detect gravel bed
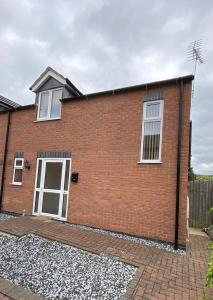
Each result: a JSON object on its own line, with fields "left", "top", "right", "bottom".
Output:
{"left": 0, "top": 233, "right": 136, "bottom": 300}
{"left": 71, "top": 224, "right": 186, "bottom": 255}
{"left": 0, "top": 213, "right": 18, "bottom": 220}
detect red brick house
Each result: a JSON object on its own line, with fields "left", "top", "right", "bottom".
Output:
{"left": 0, "top": 67, "right": 193, "bottom": 248}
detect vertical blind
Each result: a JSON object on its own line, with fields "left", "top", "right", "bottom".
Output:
{"left": 142, "top": 121, "right": 161, "bottom": 160}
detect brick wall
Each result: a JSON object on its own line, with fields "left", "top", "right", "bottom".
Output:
{"left": 0, "top": 81, "right": 192, "bottom": 245}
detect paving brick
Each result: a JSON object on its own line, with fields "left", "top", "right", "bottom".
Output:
{"left": 0, "top": 294, "right": 11, "bottom": 300}
{"left": 0, "top": 217, "right": 212, "bottom": 300}
{"left": 0, "top": 277, "right": 44, "bottom": 300}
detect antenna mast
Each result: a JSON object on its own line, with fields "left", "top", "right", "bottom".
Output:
{"left": 187, "top": 39, "right": 204, "bottom": 96}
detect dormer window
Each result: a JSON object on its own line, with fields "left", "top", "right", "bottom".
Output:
{"left": 30, "top": 67, "right": 82, "bottom": 121}
{"left": 37, "top": 88, "right": 62, "bottom": 121}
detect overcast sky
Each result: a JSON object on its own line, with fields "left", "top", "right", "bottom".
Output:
{"left": 0, "top": 0, "right": 212, "bottom": 174}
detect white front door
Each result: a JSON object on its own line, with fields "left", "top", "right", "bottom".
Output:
{"left": 33, "top": 158, "right": 71, "bottom": 220}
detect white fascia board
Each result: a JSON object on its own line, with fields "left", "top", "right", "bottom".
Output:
{"left": 31, "top": 70, "right": 66, "bottom": 92}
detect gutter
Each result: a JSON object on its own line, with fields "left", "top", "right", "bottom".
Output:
{"left": 0, "top": 110, "right": 11, "bottom": 212}
{"left": 174, "top": 80, "right": 184, "bottom": 250}
{"left": 62, "top": 75, "right": 194, "bottom": 103}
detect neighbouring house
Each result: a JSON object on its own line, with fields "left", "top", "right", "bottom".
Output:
{"left": 0, "top": 95, "right": 21, "bottom": 111}
{"left": 0, "top": 95, "right": 21, "bottom": 196}
{"left": 0, "top": 67, "right": 193, "bottom": 247}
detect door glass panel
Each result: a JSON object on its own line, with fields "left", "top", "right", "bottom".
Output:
{"left": 62, "top": 194, "right": 67, "bottom": 218}
{"left": 44, "top": 162, "right": 62, "bottom": 190}
{"left": 42, "top": 192, "right": 59, "bottom": 215}
{"left": 36, "top": 160, "right": 42, "bottom": 188}
{"left": 64, "top": 160, "right": 70, "bottom": 191}
{"left": 34, "top": 191, "right": 39, "bottom": 213}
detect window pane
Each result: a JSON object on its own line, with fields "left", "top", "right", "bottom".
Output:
{"left": 143, "top": 121, "right": 161, "bottom": 160}
{"left": 36, "top": 160, "right": 42, "bottom": 188}
{"left": 34, "top": 191, "right": 39, "bottom": 213}
{"left": 15, "top": 159, "right": 23, "bottom": 167}
{"left": 42, "top": 192, "right": 59, "bottom": 215}
{"left": 44, "top": 162, "right": 62, "bottom": 190}
{"left": 61, "top": 194, "right": 67, "bottom": 218}
{"left": 64, "top": 160, "right": 70, "bottom": 191}
{"left": 14, "top": 169, "right": 22, "bottom": 183}
{"left": 50, "top": 90, "right": 62, "bottom": 118}
{"left": 146, "top": 103, "right": 160, "bottom": 118}
{"left": 39, "top": 92, "right": 49, "bottom": 118}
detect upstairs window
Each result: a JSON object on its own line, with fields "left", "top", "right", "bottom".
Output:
{"left": 140, "top": 100, "right": 164, "bottom": 163}
{"left": 37, "top": 88, "right": 62, "bottom": 121}
{"left": 12, "top": 158, "right": 24, "bottom": 185}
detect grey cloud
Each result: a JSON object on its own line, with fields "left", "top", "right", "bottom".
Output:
{"left": 0, "top": 0, "right": 213, "bottom": 174}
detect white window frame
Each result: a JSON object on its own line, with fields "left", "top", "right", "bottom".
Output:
{"left": 32, "top": 158, "right": 72, "bottom": 221}
{"left": 37, "top": 88, "right": 62, "bottom": 121}
{"left": 140, "top": 100, "right": 164, "bottom": 163}
{"left": 12, "top": 158, "right": 24, "bottom": 185}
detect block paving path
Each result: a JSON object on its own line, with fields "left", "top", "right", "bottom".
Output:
{"left": 0, "top": 216, "right": 212, "bottom": 300}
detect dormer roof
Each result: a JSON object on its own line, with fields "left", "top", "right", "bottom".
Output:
{"left": 29, "top": 66, "right": 82, "bottom": 96}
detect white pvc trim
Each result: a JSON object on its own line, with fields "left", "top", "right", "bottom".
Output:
{"left": 32, "top": 158, "right": 71, "bottom": 221}
{"left": 37, "top": 88, "right": 62, "bottom": 121}
{"left": 31, "top": 70, "right": 66, "bottom": 92}
{"left": 12, "top": 158, "right": 24, "bottom": 185}
{"left": 140, "top": 100, "right": 164, "bottom": 163}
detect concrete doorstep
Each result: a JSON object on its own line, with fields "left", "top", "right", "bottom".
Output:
{"left": 189, "top": 227, "right": 208, "bottom": 237}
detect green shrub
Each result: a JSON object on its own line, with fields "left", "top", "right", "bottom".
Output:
{"left": 196, "top": 175, "right": 213, "bottom": 181}
{"left": 206, "top": 207, "right": 213, "bottom": 288}
{"left": 206, "top": 241, "right": 213, "bottom": 288}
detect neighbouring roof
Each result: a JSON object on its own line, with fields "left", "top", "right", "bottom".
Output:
{"left": 0, "top": 95, "right": 21, "bottom": 109}
{"left": 29, "top": 66, "right": 82, "bottom": 96}
{"left": 62, "top": 74, "right": 194, "bottom": 102}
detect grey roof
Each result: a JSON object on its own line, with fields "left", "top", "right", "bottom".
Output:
{"left": 62, "top": 74, "right": 194, "bottom": 102}
{"left": 30, "top": 66, "right": 82, "bottom": 96}
{"left": 0, "top": 74, "right": 194, "bottom": 114}
{"left": 0, "top": 95, "right": 21, "bottom": 109}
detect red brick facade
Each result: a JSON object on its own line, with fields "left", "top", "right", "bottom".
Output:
{"left": 0, "top": 79, "right": 192, "bottom": 245}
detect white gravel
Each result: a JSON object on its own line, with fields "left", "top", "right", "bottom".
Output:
{"left": 71, "top": 224, "right": 186, "bottom": 255}
{"left": 0, "top": 233, "right": 136, "bottom": 300}
{"left": 0, "top": 213, "right": 18, "bottom": 220}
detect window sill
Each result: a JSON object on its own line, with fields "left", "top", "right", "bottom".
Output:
{"left": 137, "top": 161, "right": 162, "bottom": 164}
{"left": 34, "top": 117, "right": 61, "bottom": 123}
{"left": 11, "top": 183, "right": 23, "bottom": 186}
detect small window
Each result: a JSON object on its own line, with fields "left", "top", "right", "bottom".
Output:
{"left": 12, "top": 158, "right": 24, "bottom": 185}
{"left": 140, "top": 100, "right": 163, "bottom": 163}
{"left": 37, "top": 88, "right": 62, "bottom": 121}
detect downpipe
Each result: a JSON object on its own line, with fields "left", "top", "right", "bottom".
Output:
{"left": 174, "top": 80, "right": 184, "bottom": 250}
{"left": 0, "top": 111, "right": 11, "bottom": 212}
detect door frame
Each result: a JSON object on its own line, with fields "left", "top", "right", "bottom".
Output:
{"left": 32, "top": 157, "right": 71, "bottom": 221}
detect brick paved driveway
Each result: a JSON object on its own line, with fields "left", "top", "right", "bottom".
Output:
{"left": 0, "top": 294, "right": 10, "bottom": 300}
{"left": 0, "top": 216, "right": 212, "bottom": 300}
